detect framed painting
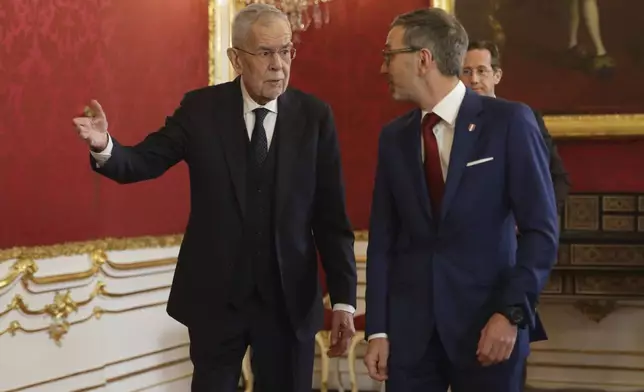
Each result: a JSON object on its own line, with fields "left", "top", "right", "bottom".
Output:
{"left": 433, "top": 0, "right": 644, "bottom": 138}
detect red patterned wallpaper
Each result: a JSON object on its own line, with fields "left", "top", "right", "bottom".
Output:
{"left": 290, "top": 0, "right": 425, "bottom": 229}
{"left": 2, "top": 0, "right": 642, "bottom": 248}
{"left": 0, "top": 0, "right": 207, "bottom": 248}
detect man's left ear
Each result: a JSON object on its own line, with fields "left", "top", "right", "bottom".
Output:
{"left": 493, "top": 68, "right": 503, "bottom": 85}
{"left": 227, "top": 48, "right": 243, "bottom": 74}
{"left": 419, "top": 48, "right": 433, "bottom": 66}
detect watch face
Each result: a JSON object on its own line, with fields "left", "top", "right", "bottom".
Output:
{"left": 510, "top": 308, "right": 524, "bottom": 324}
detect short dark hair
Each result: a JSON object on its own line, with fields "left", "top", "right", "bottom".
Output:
{"left": 467, "top": 40, "right": 501, "bottom": 69}
{"left": 391, "top": 8, "right": 469, "bottom": 77}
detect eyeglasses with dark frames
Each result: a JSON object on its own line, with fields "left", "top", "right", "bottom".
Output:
{"left": 233, "top": 46, "right": 297, "bottom": 61}
{"left": 382, "top": 47, "right": 422, "bottom": 65}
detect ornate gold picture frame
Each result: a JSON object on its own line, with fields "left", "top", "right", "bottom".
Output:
{"left": 433, "top": 0, "right": 644, "bottom": 138}
{"left": 208, "top": 0, "right": 245, "bottom": 86}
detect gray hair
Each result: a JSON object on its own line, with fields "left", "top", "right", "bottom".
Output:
{"left": 391, "top": 8, "right": 468, "bottom": 76}
{"left": 231, "top": 3, "right": 290, "bottom": 48}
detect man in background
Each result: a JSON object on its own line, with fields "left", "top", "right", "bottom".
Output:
{"left": 461, "top": 40, "right": 571, "bottom": 389}
{"left": 461, "top": 40, "right": 571, "bottom": 211}
{"left": 72, "top": 4, "right": 356, "bottom": 391}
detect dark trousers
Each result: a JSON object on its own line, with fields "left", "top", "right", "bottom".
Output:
{"left": 387, "top": 329, "right": 525, "bottom": 392}
{"left": 188, "top": 294, "right": 315, "bottom": 392}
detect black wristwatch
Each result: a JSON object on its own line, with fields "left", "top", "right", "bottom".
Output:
{"left": 501, "top": 306, "right": 526, "bottom": 328}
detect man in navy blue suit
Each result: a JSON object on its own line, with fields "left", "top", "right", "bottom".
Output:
{"left": 363, "top": 8, "right": 559, "bottom": 392}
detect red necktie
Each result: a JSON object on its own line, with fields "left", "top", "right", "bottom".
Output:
{"left": 422, "top": 112, "right": 444, "bottom": 217}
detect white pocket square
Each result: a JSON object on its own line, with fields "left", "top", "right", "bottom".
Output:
{"left": 466, "top": 157, "right": 494, "bottom": 167}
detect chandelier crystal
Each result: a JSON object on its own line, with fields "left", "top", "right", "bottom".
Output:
{"left": 241, "top": 0, "right": 334, "bottom": 37}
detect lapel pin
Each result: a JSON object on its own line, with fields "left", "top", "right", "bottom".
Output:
{"left": 468, "top": 123, "right": 476, "bottom": 132}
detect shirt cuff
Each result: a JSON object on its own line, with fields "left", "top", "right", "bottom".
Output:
{"left": 90, "top": 134, "right": 113, "bottom": 168}
{"left": 367, "top": 333, "right": 388, "bottom": 340}
{"left": 332, "top": 303, "right": 355, "bottom": 314}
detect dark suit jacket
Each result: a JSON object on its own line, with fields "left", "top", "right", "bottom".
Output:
{"left": 532, "top": 109, "right": 570, "bottom": 213}
{"left": 529, "top": 109, "right": 570, "bottom": 342}
{"left": 91, "top": 78, "right": 357, "bottom": 339}
{"left": 365, "top": 89, "right": 559, "bottom": 366}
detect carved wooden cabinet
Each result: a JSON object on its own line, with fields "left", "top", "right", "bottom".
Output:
{"left": 541, "top": 193, "right": 644, "bottom": 321}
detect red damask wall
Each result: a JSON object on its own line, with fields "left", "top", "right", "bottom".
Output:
{"left": 0, "top": 0, "right": 206, "bottom": 248}
{"left": 2, "top": 0, "right": 642, "bottom": 249}
{"left": 290, "top": 0, "right": 424, "bottom": 228}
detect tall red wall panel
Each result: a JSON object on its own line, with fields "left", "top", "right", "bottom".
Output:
{"left": 0, "top": 0, "right": 207, "bottom": 248}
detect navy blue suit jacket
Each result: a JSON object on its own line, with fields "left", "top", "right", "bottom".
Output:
{"left": 365, "top": 89, "right": 559, "bottom": 366}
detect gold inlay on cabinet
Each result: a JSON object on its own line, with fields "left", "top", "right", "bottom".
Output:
{"left": 565, "top": 196, "right": 599, "bottom": 231}
{"left": 602, "top": 195, "right": 637, "bottom": 212}
{"left": 574, "top": 275, "right": 644, "bottom": 296}
{"left": 570, "top": 244, "right": 644, "bottom": 266}
{"left": 602, "top": 215, "right": 636, "bottom": 232}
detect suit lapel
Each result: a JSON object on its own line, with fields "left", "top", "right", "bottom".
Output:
{"left": 398, "top": 109, "right": 434, "bottom": 221}
{"left": 275, "top": 90, "right": 306, "bottom": 221}
{"left": 217, "top": 78, "right": 248, "bottom": 217}
{"left": 440, "top": 89, "right": 483, "bottom": 220}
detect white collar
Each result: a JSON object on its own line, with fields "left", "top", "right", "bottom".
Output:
{"left": 240, "top": 77, "right": 278, "bottom": 115}
{"left": 421, "top": 81, "right": 466, "bottom": 126}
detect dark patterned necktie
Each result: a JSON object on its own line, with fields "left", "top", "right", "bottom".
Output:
{"left": 251, "top": 108, "right": 269, "bottom": 165}
{"left": 422, "top": 112, "right": 444, "bottom": 217}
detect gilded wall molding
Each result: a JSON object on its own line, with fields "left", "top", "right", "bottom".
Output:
{"left": 0, "top": 281, "right": 171, "bottom": 319}
{"left": 0, "top": 236, "right": 182, "bottom": 345}
{"left": 208, "top": 0, "right": 243, "bottom": 86}
{"left": 0, "top": 230, "right": 370, "bottom": 289}
{"left": 0, "top": 250, "right": 178, "bottom": 290}
{"left": 0, "top": 301, "right": 167, "bottom": 344}
{"left": 208, "top": 0, "right": 216, "bottom": 86}
{"left": 0, "top": 234, "right": 183, "bottom": 263}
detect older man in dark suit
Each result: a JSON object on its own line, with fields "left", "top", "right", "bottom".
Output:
{"left": 72, "top": 4, "right": 357, "bottom": 391}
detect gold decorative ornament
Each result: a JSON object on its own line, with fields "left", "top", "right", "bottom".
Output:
{"left": 0, "top": 257, "right": 37, "bottom": 290}
{"left": 0, "top": 280, "right": 173, "bottom": 345}
{"left": 45, "top": 291, "right": 79, "bottom": 320}
{"left": 48, "top": 319, "right": 71, "bottom": 345}
{"left": 0, "top": 302, "right": 168, "bottom": 342}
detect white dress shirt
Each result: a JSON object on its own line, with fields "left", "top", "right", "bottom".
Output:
{"left": 367, "top": 81, "right": 467, "bottom": 341}
{"left": 240, "top": 78, "right": 278, "bottom": 146}
{"left": 90, "top": 78, "right": 355, "bottom": 315}
{"left": 420, "top": 80, "right": 466, "bottom": 180}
